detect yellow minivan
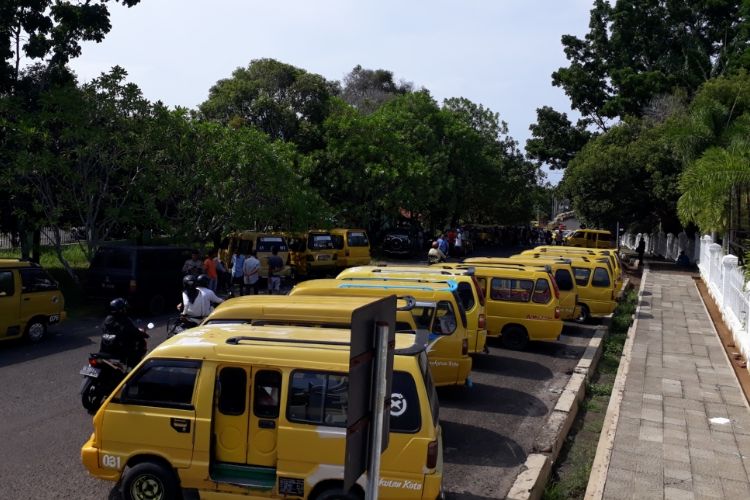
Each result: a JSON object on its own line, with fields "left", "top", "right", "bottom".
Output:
{"left": 336, "top": 265, "right": 487, "bottom": 355}
{"left": 81, "top": 306, "right": 443, "bottom": 499}
{"left": 513, "top": 254, "right": 617, "bottom": 322}
{"left": 220, "top": 231, "right": 292, "bottom": 279}
{"left": 465, "top": 265, "right": 562, "bottom": 350}
{"left": 204, "top": 294, "right": 434, "bottom": 334}
{"left": 564, "top": 229, "right": 613, "bottom": 249}
{"left": 521, "top": 249, "right": 622, "bottom": 292}
{"left": 462, "top": 257, "right": 579, "bottom": 321}
{"left": 286, "top": 230, "right": 339, "bottom": 279}
{"left": 0, "top": 259, "right": 66, "bottom": 343}
{"left": 330, "top": 229, "right": 371, "bottom": 269}
{"left": 532, "top": 246, "right": 623, "bottom": 283}
{"left": 289, "top": 279, "right": 472, "bottom": 387}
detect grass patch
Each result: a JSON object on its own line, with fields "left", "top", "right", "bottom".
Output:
{"left": 542, "top": 287, "right": 639, "bottom": 500}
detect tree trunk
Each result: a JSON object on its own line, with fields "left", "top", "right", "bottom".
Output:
{"left": 51, "top": 227, "right": 79, "bottom": 283}
{"left": 32, "top": 228, "right": 41, "bottom": 263}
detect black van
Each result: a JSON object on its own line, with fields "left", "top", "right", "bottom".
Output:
{"left": 86, "top": 246, "right": 193, "bottom": 315}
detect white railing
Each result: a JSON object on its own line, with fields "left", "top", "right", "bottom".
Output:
{"left": 619, "top": 231, "right": 700, "bottom": 263}
{"left": 622, "top": 231, "right": 750, "bottom": 361}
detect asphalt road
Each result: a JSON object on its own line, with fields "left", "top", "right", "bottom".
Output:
{"left": 0, "top": 246, "right": 596, "bottom": 500}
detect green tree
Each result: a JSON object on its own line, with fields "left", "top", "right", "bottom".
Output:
{"left": 553, "top": 0, "right": 750, "bottom": 127}
{"left": 525, "top": 106, "right": 593, "bottom": 170}
{"left": 199, "top": 58, "right": 338, "bottom": 152}
{"left": 341, "top": 65, "right": 412, "bottom": 114}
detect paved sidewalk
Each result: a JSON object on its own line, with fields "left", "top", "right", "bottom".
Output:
{"left": 602, "top": 267, "right": 750, "bottom": 499}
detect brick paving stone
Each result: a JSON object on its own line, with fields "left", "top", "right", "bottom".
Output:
{"left": 601, "top": 269, "right": 750, "bottom": 499}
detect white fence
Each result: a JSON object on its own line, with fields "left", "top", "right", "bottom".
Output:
{"left": 621, "top": 231, "right": 750, "bottom": 362}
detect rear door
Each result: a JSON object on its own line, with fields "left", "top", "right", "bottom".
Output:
{"left": 87, "top": 247, "right": 134, "bottom": 297}
{"left": 0, "top": 269, "right": 21, "bottom": 338}
{"left": 213, "top": 365, "right": 282, "bottom": 468}
{"left": 19, "top": 267, "right": 63, "bottom": 325}
{"left": 345, "top": 230, "right": 370, "bottom": 265}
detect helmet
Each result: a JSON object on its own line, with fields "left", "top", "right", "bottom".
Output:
{"left": 109, "top": 298, "right": 129, "bottom": 315}
{"left": 196, "top": 274, "right": 210, "bottom": 288}
{"left": 182, "top": 275, "right": 196, "bottom": 289}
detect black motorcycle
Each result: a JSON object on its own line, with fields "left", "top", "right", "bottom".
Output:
{"left": 166, "top": 315, "right": 202, "bottom": 338}
{"left": 80, "top": 322, "right": 153, "bottom": 414}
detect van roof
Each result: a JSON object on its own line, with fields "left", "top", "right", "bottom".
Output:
{"left": 150, "top": 324, "right": 421, "bottom": 368}
{"left": 338, "top": 265, "right": 474, "bottom": 278}
{"left": 0, "top": 258, "right": 37, "bottom": 269}
{"left": 463, "top": 265, "right": 550, "bottom": 278}
{"left": 207, "top": 295, "right": 424, "bottom": 325}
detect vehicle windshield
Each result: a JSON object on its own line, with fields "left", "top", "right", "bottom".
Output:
{"left": 308, "top": 234, "right": 334, "bottom": 250}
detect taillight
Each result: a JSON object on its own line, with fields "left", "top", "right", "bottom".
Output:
{"left": 478, "top": 314, "right": 486, "bottom": 329}
{"left": 461, "top": 338, "right": 468, "bottom": 356}
{"left": 426, "top": 440, "right": 438, "bottom": 469}
{"left": 555, "top": 306, "right": 560, "bottom": 319}
{"left": 129, "top": 279, "right": 137, "bottom": 293}
{"left": 88, "top": 358, "right": 98, "bottom": 367}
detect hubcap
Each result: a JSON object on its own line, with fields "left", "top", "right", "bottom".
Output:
{"left": 28, "top": 323, "right": 45, "bottom": 342}
{"left": 131, "top": 474, "right": 163, "bottom": 500}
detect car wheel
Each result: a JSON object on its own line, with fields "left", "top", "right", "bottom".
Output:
{"left": 577, "top": 304, "right": 591, "bottom": 324}
{"left": 314, "top": 486, "right": 361, "bottom": 500}
{"left": 501, "top": 326, "right": 529, "bottom": 351}
{"left": 26, "top": 319, "right": 47, "bottom": 343}
{"left": 148, "top": 294, "right": 165, "bottom": 316}
{"left": 121, "top": 461, "right": 178, "bottom": 500}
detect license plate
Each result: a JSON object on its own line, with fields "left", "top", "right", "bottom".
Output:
{"left": 49, "top": 314, "right": 59, "bottom": 324}
{"left": 317, "top": 255, "right": 331, "bottom": 261}
{"left": 80, "top": 366, "right": 101, "bottom": 378}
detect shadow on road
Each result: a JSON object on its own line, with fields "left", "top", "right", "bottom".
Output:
{"left": 470, "top": 353, "right": 554, "bottom": 381}
{"left": 438, "top": 383, "right": 548, "bottom": 417}
{"left": 441, "top": 420, "right": 526, "bottom": 467}
{"left": 0, "top": 326, "right": 98, "bottom": 369}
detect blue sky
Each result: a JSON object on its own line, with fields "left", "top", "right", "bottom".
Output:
{"left": 70, "top": 0, "right": 594, "bottom": 184}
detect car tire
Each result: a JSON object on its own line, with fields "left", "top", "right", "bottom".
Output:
{"left": 577, "top": 304, "right": 591, "bottom": 324}
{"left": 148, "top": 294, "right": 165, "bottom": 316}
{"left": 314, "top": 486, "right": 361, "bottom": 500}
{"left": 501, "top": 326, "right": 529, "bottom": 351}
{"left": 25, "top": 318, "right": 47, "bottom": 343}
{"left": 121, "top": 461, "right": 179, "bottom": 500}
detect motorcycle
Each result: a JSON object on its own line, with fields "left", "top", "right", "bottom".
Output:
{"left": 166, "top": 315, "right": 202, "bottom": 338}
{"left": 80, "top": 322, "right": 154, "bottom": 414}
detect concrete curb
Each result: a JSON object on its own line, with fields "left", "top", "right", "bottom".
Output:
{"left": 505, "top": 323, "right": 608, "bottom": 500}
{"left": 584, "top": 265, "right": 650, "bottom": 499}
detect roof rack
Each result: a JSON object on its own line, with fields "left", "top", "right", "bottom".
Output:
{"left": 338, "top": 280, "right": 458, "bottom": 292}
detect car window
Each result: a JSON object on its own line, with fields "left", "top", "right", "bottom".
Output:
{"left": 0, "top": 271, "right": 14, "bottom": 296}
{"left": 19, "top": 268, "right": 58, "bottom": 293}
{"left": 257, "top": 237, "right": 288, "bottom": 252}
{"left": 120, "top": 360, "right": 200, "bottom": 409}
{"left": 572, "top": 231, "right": 584, "bottom": 239}
{"left": 287, "top": 370, "right": 421, "bottom": 433}
{"left": 308, "top": 234, "right": 334, "bottom": 250}
{"left": 456, "top": 282, "right": 475, "bottom": 311}
{"left": 253, "top": 370, "right": 281, "bottom": 419}
{"left": 217, "top": 366, "right": 247, "bottom": 415}
{"left": 554, "top": 269, "right": 574, "bottom": 291}
{"left": 91, "top": 247, "right": 132, "bottom": 270}
{"left": 395, "top": 321, "right": 415, "bottom": 332}
{"left": 331, "top": 234, "right": 345, "bottom": 250}
{"left": 433, "top": 301, "right": 457, "bottom": 335}
{"left": 347, "top": 231, "right": 369, "bottom": 247}
{"left": 592, "top": 267, "right": 611, "bottom": 287}
{"left": 410, "top": 305, "right": 435, "bottom": 330}
{"left": 532, "top": 279, "right": 552, "bottom": 304}
{"left": 490, "top": 278, "right": 533, "bottom": 302}
{"left": 573, "top": 268, "right": 591, "bottom": 287}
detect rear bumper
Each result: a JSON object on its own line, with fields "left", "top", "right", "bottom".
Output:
{"left": 81, "top": 436, "right": 120, "bottom": 481}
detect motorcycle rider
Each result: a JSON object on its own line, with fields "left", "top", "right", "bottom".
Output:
{"left": 100, "top": 298, "right": 147, "bottom": 368}
{"left": 177, "top": 274, "right": 223, "bottom": 326}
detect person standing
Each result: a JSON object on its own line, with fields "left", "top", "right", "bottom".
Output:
{"left": 267, "top": 246, "right": 284, "bottom": 295}
{"left": 454, "top": 229, "right": 463, "bottom": 257}
{"left": 230, "top": 249, "right": 245, "bottom": 296}
{"left": 182, "top": 250, "right": 204, "bottom": 276}
{"left": 243, "top": 250, "right": 261, "bottom": 295}
{"left": 636, "top": 238, "right": 646, "bottom": 266}
{"left": 214, "top": 252, "right": 229, "bottom": 293}
{"left": 203, "top": 249, "right": 218, "bottom": 291}
{"left": 437, "top": 234, "right": 448, "bottom": 257}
